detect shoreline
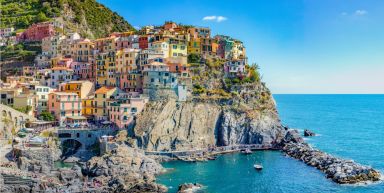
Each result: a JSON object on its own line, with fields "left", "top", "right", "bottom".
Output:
{"left": 152, "top": 130, "right": 382, "bottom": 185}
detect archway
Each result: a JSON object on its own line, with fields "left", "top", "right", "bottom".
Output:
{"left": 61, "top": 139, "right": 83, "bottom": 158}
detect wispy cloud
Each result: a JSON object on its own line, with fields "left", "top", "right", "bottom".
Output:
{"left": 134, "top": 26, "right": 140, "bottom": 30}
{"left": 217, "top": 16, "right": 227, "bottom": 22}
{"left": 341, "top": 12, "right": 348, "bottom": 16}
{"left": 355, "top": 10, "right": 367, "bottom": 16}
{"left": 202, "top": 15, "right": 227, "bottom": 22}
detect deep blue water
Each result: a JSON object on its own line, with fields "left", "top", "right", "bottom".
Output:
{"left": 157, "top": 95, "right": 384, "bottom": 193}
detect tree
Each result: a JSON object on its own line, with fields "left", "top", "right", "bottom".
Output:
{"left": 36, "top": 12, "right": 49, "bottom": 22}
{"left": 249, "top": 63, "right": 261, "bottom": 82}
{"left": 39, "top": 111, "right": 55, "bottom": 121}
{"left": 188, "top": 53, "right": 201, "bottom": 63}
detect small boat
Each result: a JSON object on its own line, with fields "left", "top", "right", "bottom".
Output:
{"left": 242, "top": 148, "right": 252, "bottom": 154}
{"left": 254, "top": 164, "right": 263, "bottom": 170}
{"left": 207, "top": 156, "right": 217, "bottom": 160}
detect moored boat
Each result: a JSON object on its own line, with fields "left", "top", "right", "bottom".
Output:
{"left": 254, "top": 164, "right": 263, "bottom": 170}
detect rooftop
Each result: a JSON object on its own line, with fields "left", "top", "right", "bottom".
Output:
{"left": 95, "top": 86, "right": 116, "bottom": 94}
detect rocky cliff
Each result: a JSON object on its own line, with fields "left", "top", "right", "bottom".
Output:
{"left": 133, "top": 87, "right": 284, "bottom": 151}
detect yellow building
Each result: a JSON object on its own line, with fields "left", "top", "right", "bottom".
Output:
{"left": 82, "top": 95, "right": 95, "bottom": 116}
{"left": 96, "top": 52, "right": 116, "bottom": 87}
{"left": 71, "top": 39, "right": 94, "bottom": 62}
{"left": 59, "top": 80, "right": 95, "bottom": 99}
{"left": 169, "top": 39, "right": 187, "bottom": 58}
{"left": 94, "top": 86, "right": 119, "bottom": 120}
{"left": 232, "top": 40, "right": 246, "bottom": 59}
{"left": 188, "top": 38, "right": 201, "bottom": 55}
{"left": 116, "top": 48, "right": 140, "bottom": 73}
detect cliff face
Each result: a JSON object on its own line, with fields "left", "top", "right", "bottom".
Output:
{"left": 133, "top": 96, "right": 284, "bottom": 151}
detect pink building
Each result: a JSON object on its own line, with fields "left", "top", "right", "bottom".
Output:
{"left": 48, "top": 92, "right": 82, "bottom": 125}
{"left": 116, "top": 37, "right": 132, "bottom": 50}
{"left": 108, "top": 97, "right": 148, "bottom": 129}
{"left": 16, "top": 22, "right": 55, "bottom": 42}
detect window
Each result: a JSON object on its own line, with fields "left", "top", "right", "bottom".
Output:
{"left": 76, "top": 133, "right": 80, "bottom": 138}
{"left": 173, "top": 45, "right": 177, "bottom": 49}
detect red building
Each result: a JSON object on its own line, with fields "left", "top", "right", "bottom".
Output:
{"left": 138, "top": 36, "right": 149, "bottom": 49}
{"left": 16, "top": 22, "right": 55, "bottom": 42}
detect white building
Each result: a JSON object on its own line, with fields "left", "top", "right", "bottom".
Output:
{"left": 0, "top": 27, "right": 14, "bottom": 37}
{"left": 48, "top": 67, "right": 74, "bottom": 88}
{"left": 34, "top": 85, "right": 53, "bottom": 115}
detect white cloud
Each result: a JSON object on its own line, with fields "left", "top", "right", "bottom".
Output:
{"left": 341, "top": 12, "right": 347, "bottom": 16}
{"left": 355, "top": 10, "right": 367, "bottom": 16}
{"left": 202, "top": 15, "right": 227, "bottom": 22}
{"left": 134, "top": 26, "right": 140, "bottom": 30}
{"left": 203, "top": 16, "right": 217, "bottom": 21}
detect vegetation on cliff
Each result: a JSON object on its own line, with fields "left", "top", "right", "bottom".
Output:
{"left": 0, "top": 0, "right": 135, "bottom": 38}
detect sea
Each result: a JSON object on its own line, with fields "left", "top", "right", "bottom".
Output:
{"left": 157, "top": 94, "right": 384, "bottom": 193}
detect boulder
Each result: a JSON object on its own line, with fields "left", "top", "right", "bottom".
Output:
{"left": 304, "top": 129, "right": 316, "bottom": 137}
{"left": 177, "top": 183, "right": 203, "bottom": 193}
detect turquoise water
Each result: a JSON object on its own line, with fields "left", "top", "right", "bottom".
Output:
{"left": 157, "top": 95, "right": 384, "bottom": 193}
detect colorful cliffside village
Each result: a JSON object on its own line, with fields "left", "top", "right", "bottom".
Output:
{"left": 0, "top": 21, "right": 248, "bottom": 133}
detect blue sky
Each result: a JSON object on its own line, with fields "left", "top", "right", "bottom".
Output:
{"left": 98, "top": 0, "right": 384, "bottom": 94}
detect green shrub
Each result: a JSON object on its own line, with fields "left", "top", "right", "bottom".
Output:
{"left": 188, "top": 53, "right": 200, "bottom": 63}
{"left": 192, "top": 84, "right": 206, "bottom": 95}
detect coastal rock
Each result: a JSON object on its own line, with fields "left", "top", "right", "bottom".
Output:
{"left": 177, "top": 183, "right": 203, "bottom": 193}
{"left": 304, "top": 129, "right": 316, "bottom": 137}
{"left": 14, "top": 147, "right": 62, "bottom": 173}
{"left": 1, "top": 143, "right": 167, "bottom": 193}
{"left": 282, "top": 129, "right": 304, "bottom": 144}
{"left": 282, "top": 142, "right": 381, "bottom": 184}
{"left": 82, "top": 143, "right": 167, "bottom": 192}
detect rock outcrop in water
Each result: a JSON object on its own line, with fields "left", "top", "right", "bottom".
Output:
{"left": 282, "top": 130, "right": 381, "bottom": 184}
{"left": 304, "top": 129, "right": 316, "bottom": 137}
{"left": 177, "top": 183, "right": 203, "bottom": 193}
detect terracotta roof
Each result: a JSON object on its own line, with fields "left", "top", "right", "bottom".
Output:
{"left": 95, "top": 86, "right": 115, "bottom": 94}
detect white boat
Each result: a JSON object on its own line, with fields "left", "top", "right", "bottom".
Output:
{"left": 254, "top": 164, "right": 263, "bottom": 170}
